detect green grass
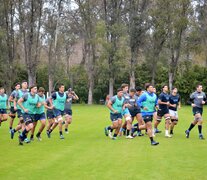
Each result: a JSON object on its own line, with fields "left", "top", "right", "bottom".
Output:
{"left": 1, "top": 105, "right": 207, "bottom": 180}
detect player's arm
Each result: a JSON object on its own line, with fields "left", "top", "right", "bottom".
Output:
{"left": 49, "top": 93, "right": 56, "bottom": 108}
{"left": 189, "top": 93, "right": 195, "bottom": 107}
{"left": 107, "top": 98, "right": 118, "bottom": 113}
{"left": 202, "top": 93, "right": 206, "bottom": 105}
{"left": 44, "top": 100, "right": 53, "bottom": 110}
{"left": 71, "top": 91, "right": 79, "bottom": 100}
{"left": 137, "top": 93, "right": 147, "bottom": 110}
{"left": 13, "top": 93, "right": 19, "bottom": 110}
{"left": 158, "top": 95, "right": 169, "bottom": 105}
{"left": 17, "top": 97, "right": 28, "bottom": 113}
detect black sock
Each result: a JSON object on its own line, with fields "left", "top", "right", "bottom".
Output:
{"left": 107, "top": 126, "right": 112, "bottom": 131}
{"left": 49, "top": 129, "right": 52, "bottom": 133}
{"left": 113, "top": 133, "right": 117, "bottom": 137}
{"left": 150, "top": 137, "right": 153, "bottom": 142}
{"left": 65, "top": 128, "right": 68, "bottom": 131}
{"left": 30, "top": 134, "right": 34, "bottom": 139}
{"left": 126, "top": 130, "right": 130, "bottom": 136}
{"left": 21, "top": 129, "right": 28, "bottom": 140}
{"left": 13, "top": 129, "right": 16, "bottom": 133}
{"left": 188, "top": 123, "right": 195, "bottom": 131}
{"left": 110, "top": 129, "right": 113, "bottom": 132}
{"left": 9, "top": 127, "right": 12, "bottom": 130}
{"left": 170, "top": 129, "right": 173, "bottom": 134}
{"left": 59, "top": 131, "right": 62, "bottom": 135}
{"left": 36, "top": 132, "right": 41, "bottom": 136}
{"left": 198, "top": 125, "right": 202, "bottom": 134}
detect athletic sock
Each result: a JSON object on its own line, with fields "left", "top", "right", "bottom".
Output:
{"left": 21, "top": 129, "right": 28, "bottom": 140}
{"left": 13, "top": 129, "right": 16, "bottom": 133}
{"left": 150, "top": 137, "right": 153, "bottom": 142}
{"left": 9, "top": 127, "right": 12, "bottom": 130}
{"left": 59, "top": 131, "right": 63, "bottom": 136}
{"left": 113, "top": 133, "right": 117, "bottom": 137}
{"left": 107, "top": 126, "right": 112, "bottom": 131}
{"left": 36, "top": 132, "right": 41, "bottom": 137}
{"left": 198, "top": 125, "right": 202, "bottom": 135}
{"left": 126, "top": 130, "right": 130, "bottom": 136}
{"left": 188, "top": 123, "right": 195, "bottom": 132}
{"left": 30, "top": 134, "right": 34, "bottom": 139}
{"left": 165, "top": 130, "right": 169, "bottom": 135}
{"left": 65, "top": 128, "right": 68, "bottom": 131}
{"left": 170, "top": 130, "right": 173, "bottom": 134}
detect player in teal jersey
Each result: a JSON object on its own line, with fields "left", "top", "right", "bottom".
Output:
{"left": 0, "top": 87, "right": 8, "bottom": 126}
{"left": 105, "top": 88, "right": 128, "bottom": 140}
{"left": 8, "top": 83, "right": 20, "bottom": 131}
{"left": 11, "top": 80, "right": 28, "bottom": 139}
{"left": 17, "top": 85, "right": 40, "bottom": 145}
{"left": 30, "top": 87, "right": 48, "bottom": 141}
{"left": 47, "top": 84, "right": 69, "bottom": 139}
{"left": 64, "top": 88, "right": 79, "bottom": 134}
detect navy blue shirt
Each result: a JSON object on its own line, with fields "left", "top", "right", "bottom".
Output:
{"left": 158, "top": 92, "right": 169, "bottom": 110}
{"left": 51, "top": 92, "right": 69, "bottom": 100}
{"left": 169, "top": 94, "right": 180, "bottom": 111}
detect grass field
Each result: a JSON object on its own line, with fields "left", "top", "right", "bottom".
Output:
{"left": 1, "top": 105, "right": 207, "bottom": 180}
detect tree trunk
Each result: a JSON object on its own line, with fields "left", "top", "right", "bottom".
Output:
{"left": 109, "top": 77, "right": 114, "bottom": 97}
{"left": 88, "top": 73, "right": 94, "bottom": 104}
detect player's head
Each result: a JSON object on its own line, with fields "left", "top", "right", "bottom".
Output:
{"left": 129, "top": 88, "right": 136, "bottom": 96}
{"left": 121, "top": 83, "right": 129, "bottom": 93}
{"left": 196, "top": 84, "right": 202, "bottom": 92}
{"left": 0, "top": 87, "right": 5, "bottom": 94}
{"left": 21, "top": 80, "right": 28, "bottom": 89}
{"left": 162, "top": 85, "right": 168, "bottom": 92}
{"left": 29, "top": 85, "right": 37, "bottom": 93}
{"left": 38, "top": 87, "right": 45, "bottom": 95}
{"left": 14, "top": 83, "right": 21, "bottom": 90}
{"left": 58, "top": 84, "right": 65, "bottom": 92}
{"left": 117, "top": 88, "right": 123, "bottom": 97}
{"left": 145, "top": 83, "right": 154, "bottom": 93}
{"left": 135, "top": 86, "right": 142, "bottom": 96}
{"left": 172, "top": 87, "right": 178, "bottom": 95}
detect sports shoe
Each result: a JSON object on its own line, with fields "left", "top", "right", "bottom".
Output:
{"left": 112, "top": 137, "right": 117, "bottom": 140}
{"left": 151, "top": 141, "right": 159, "bottom": 146}
{"left": 154, "top": 129, "right": 162, "bottom": 133}
{"left": 104, "top": 127, "right": 108, "bottom": 136}
{"left": 18, "top": 135, "right": 23, "bottom": 145}
{"left": 108, "top": 131, "right": 113, "bottom": 138}
{"left": 199, "top": 134, "right": 205, "bottom": 140}
{"left": 47, "top": 131, "right": 51, "bottom": 138}
{"left": 126, "top": 135, "right": 134, "bottom": 139}
{"left": 165, "top": 134, "right": 172, "bottom": 138}
{"left": 65, "top": 130, "right": 69, "bottom": 134}
{"left": 30, "top": 137, "right": 34, "bottom": 141}
{"left": 185, "top": 130, "right": 189, "bottom": 138}
{"left": 137, "top": 132, "right": 144, "bottom": 136}
{"left": 11, "top": 129, "right": 15, "bottom": 139}
{"left": 24, "top": 138, "right": 31, "bottom": 143}
{"left": 36, "top": 134, "right": 42, "bottom": 141}
{"left": 60, "top": 135, "right": 64, "bottom": 139}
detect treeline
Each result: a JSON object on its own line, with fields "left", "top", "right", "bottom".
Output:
{"left": 0, "top": 0, "right": 207, "bottom": 104}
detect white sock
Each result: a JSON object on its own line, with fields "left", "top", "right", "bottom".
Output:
{"left": 165, "top": 130, "right": 169, "bottom": 135}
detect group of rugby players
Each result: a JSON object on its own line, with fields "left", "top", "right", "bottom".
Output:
{"left": 0, "top": 81, "right": 78, "bottom": 145}
{"left": 104, "top": 83, "right": 206, "bottom": 146}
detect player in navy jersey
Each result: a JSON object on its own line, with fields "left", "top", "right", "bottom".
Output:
{"left": 169, "top": 87, "right": 181, "bottom": 135}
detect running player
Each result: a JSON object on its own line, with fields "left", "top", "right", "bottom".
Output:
{"left": 11, "top": 80, "right": 28, "bottom": 139}
{"left": 185, "top": 84, "right": 206, "bottom": 139}
{"left": 0, "top": 87, "right": 8, "bottom": 126}
{"left": 138, "top": 83, "right": 159, "bottom": 145}
{"left": 30, "top": 87, "right": 47, "bottom": 141}
{"left": 104, "top": 88, "right": 126, "bottom": 140}
{"left": 169, "top": 87, "right": 181, "bottom": 135}
{"left": 120, "top": 83, "right": 132, "bottom": 138}
{"left": 154, "top": 85, "right": 171, "bottom": 138}
{"left": 47, "top": 84, "right": 68, "bottom": 139}
{"left": 8, "top": 83, "right": 20, "bottom": 131}
{"left": 18, "top": 85, "right": 40, "bottom": 145}
{"left": 64, "top": 88, "right": 79, "bottom": 134}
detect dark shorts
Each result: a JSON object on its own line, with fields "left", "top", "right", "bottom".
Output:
{"left": 129, "top": 109, "right": 141, "bottom": 117}
{"left": 47, "top": 110, "right": 55, "bottom": 119}
{"left": 143, "top": 115, "right": 153, "bottom": 123}
{"left": 53, "top": 109, "right": 64, "bottom": 117}
{"left": 34, "top": 113, "right": 46, "bottom": 121}
{"left": 0, "top": 109, "right": 7, "bottom": 114}
{"left": 23, "top": 113, "right": 35, "bottom": 125}
{"left": 193, "top": 107, "right": 203, "bottom": 116}
{"left": 17, "top": 109, "right": 23, "bottom": 118}
{"left": 10, "top": 107, "right": 17, "bottom": 114}
{"left": 157, "top": 108, "right": 169, "bottom": 117}
{"left": 64, "top": 109, "right": 72, "bottom": 116}
{"left": 110, "top": 113, "right": 122, "bottom": 122}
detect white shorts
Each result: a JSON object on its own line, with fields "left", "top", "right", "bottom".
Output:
{"left": 169, "top": 109, "right": 178, "bottom": 119}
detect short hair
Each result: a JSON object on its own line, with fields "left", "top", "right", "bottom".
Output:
{"left": 38, "top": 87, "right": 45, "bottom": 92}
{"left": 29, "top": 85, "right": 37, "bottom": 91}
{"left": 130, "top": 88, "right": 136, "bottom": 93}
{"left": 172, "top": 87, "right": 177, "bottom": 91}
{"left": 15, "top": 82, "right": 20, "bottom": 87}
{"left": 117, "top": 88, "right": 123, "bottom": 93}
{"left": 22, "top": 80, "right": 27, "bottom": 84}
{"left": 58, "top": 84, "right": 64, "bottom": 88}
{"left": 162, "top": 84, "right": 168, "bottom": 89}
{"left": 121, "top": 83, "right": 129, "bottom": 89}
{"left": 0, "top": 87, "right": 4, "bottom": 90}
{"left": 196, "top": 84, "right": 202, "bottom": 88}
{"left": 135, "top": 86, "right": 142, "bottom": 92}
{"left": 145, "top": 83, "right": 152, "bottom": 90}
